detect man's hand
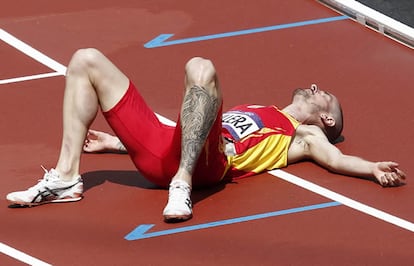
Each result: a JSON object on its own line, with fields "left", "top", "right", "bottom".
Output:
{"left": 373, "top": 162, "right": 406, "bottom": 187}
{"left": 83, "top": 129, "right": 125, "bottom": 153}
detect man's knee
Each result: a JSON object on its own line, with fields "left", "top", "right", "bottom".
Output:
{"left": 67, "top": 48, "right": 103, "bottom": 75}
{"left": 185, "top": 57, "right": 217, "bottom": 87}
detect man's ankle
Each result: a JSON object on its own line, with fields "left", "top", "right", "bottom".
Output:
{"left": 53, "top": 167, "right": 80, "bottom": 182}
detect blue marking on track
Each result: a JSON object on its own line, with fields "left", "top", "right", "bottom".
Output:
{"left": 125, "top": 201, "right": 342, "bottom": 240}
{"left": 144, "top": 16, "right": 348, "bottom": 48}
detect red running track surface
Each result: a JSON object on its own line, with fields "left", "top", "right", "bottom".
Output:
{"left": 1, "top": 0, "right": 413, "bottom": 265}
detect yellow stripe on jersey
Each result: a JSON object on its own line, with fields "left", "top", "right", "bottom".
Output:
{"left": 227, "top": 128, "right": 294, "bottom": 174}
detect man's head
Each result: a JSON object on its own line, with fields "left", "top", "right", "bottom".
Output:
{"left": 292, "top": 84, "right": 343, "bottom": 143}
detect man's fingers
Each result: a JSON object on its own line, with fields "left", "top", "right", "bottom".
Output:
{"left": 389, "top": 172, "right": 402, "bottom": 185}
{"left": 380, "top": 174, "right": 388, "bottom": 186}
{"left": 380, "top": 171, "right": 405, "bottom": 187}
{"left": 394, "top": 168, "right": 406, "bottom": 180}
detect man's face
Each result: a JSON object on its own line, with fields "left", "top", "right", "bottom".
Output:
{"left": 292, "top": 85, "right": 336, "bottom": 114}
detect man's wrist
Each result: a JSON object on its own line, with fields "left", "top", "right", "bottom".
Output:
{"left": 108, "top": 136, "right": 123, "bottom": 152}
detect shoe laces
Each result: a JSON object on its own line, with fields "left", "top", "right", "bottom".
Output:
{"left": 168, "top": 181, "right": 191, "bottom": 203}
{"left": 29, "top": 166, "right": 60, "bottom": 191}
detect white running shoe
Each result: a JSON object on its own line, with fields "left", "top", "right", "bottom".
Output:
{"left": 163, "top": 180, "right": 192, "bottom": 222}
{"left": 7, "top": 167, "right": 83, "bottom": 207}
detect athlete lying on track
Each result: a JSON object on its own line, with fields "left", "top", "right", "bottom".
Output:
{"left": 7, "top": 48, "right": 406, "bottom": 222}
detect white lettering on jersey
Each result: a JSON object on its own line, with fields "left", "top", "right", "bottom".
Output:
{"left": 222, "top": 110, "right": 264, "bottom": 141}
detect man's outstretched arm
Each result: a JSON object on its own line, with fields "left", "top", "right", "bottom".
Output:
{"left": 302, "top": 127, "right": 406, "bottom": 187}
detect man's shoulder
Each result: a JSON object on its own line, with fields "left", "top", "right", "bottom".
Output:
{"left": 288, "top": 125, "right": 330, "bottom": 163}
{"left": 288, "top": 125, "right": 322, "bottom": 162}
{"left": 295, "top": 124, "right": 330, "bottom": 147}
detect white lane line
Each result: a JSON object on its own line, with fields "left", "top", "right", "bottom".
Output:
{"left": 0, "top": 242, "right": 52, "bottom": 266}
{"left": 270, "top": 169, "right": 414, "bottom": 232}
{"left": 0, "top": 72, "right": 62, "bottom": 85}
{"left": 0, "top": 28, "right": 67, "bottom": 74}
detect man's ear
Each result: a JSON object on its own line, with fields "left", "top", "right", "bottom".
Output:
{"left": 321, "top": 113, "right": 336, "bottom": 127}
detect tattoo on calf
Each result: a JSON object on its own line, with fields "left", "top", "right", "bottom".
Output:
{"left": 180, "top": 85, "right": 219, "bottom": 174}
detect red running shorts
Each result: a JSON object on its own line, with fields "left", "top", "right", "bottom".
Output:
{"left": 103, "top": 81, "right": 228, "bottom": 188}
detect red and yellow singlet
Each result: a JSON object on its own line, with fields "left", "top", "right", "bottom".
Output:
{"left": 222, "top": 104, "right": 300, "bottom": 179}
